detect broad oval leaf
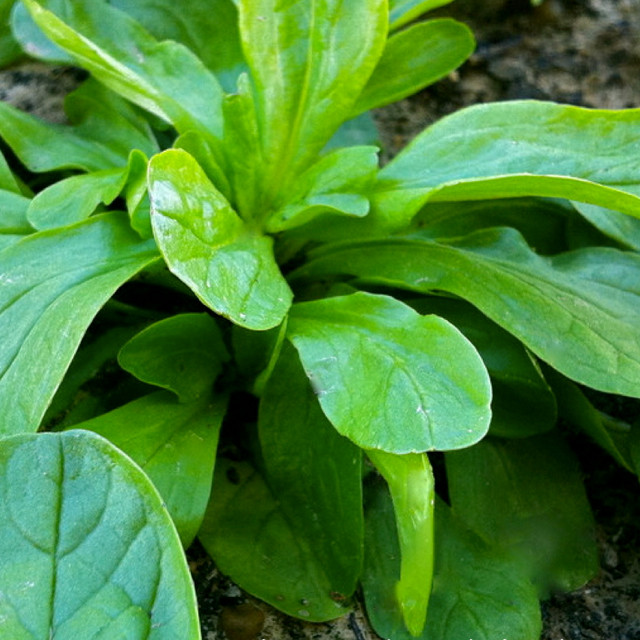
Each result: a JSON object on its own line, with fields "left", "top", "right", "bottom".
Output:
{"left": 0, "top": 212, "right": 158, "bottom": 436}
{"left": 445, "top": 432, "right": 599, "bottom": 592}
{"left": 297, "top": 229, "right": 640, "bottom": 397}
{"left": 373, "top": 101, "right": 640, "bottom": 231}
{"left": 287, "top": 292, "right": 492, "bottom": 453}
{"left": 148, "top": 149, "right": 292, "bottom": 330}
{"left": 0, "top": 429, "right": 200, "bottom": 639}
{"left": 70, "top": 391, "right": 226, "bottom": 547}
{"left": 259, "top": 344, "right": 364, "bottom": 601}
{"left": 362, "top": 483, "right": 541, "bottom": 640}
{"left": 199, "top": 457, "right": 353, "bottom": 622}
{"left": 354, "top": 19, "right": 474, "bottom": 115}
{"left": 118, "top": 313, "right": 229, "bottom": 403}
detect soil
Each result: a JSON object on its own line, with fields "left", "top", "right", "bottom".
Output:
{"left": 1, "top": 0, "right": 639, "bottom": 638}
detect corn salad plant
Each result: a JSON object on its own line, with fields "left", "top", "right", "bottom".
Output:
{"left": 1, "top": 0, "right": 640, "bottom": 638}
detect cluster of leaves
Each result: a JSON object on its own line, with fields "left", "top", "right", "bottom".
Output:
{"left": 1, "top": 0, "right": 640, "bottom": 638}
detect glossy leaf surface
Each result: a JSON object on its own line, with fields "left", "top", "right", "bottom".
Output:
{"left": 71, "top": 391, "right": 225, "bottom": 547}
{"left": 199, "top": 457, "right": 352, "bottom": 621}
{"left": 0, "top": 212, "right": 158, "bottom": 436}
{"left": 388, "top": 0, "right": 453, "bottom": 30}
{"left": 366, "top": 450, "right": 434, "bottom": 637}
{"left": 446, "top": 432, "right": 599, "bottom": 591}
{"left": 374, "top": 101, "right": 640, "bottom": 230}
{"left": 354, "top": 19, "right": 474, "bottom": 115}
{"left": 287, "top": 292, "right": 491, "bottom": 453}
{"left": 0, "top": 429, "right": 200, "bottom": 639}
{"left": 259, "top": 344, "right": 364, "bottom": 601}
{"left": 298, "top": 228, "right": 640, "bottom": 397}
{"left": 362, "top": 483, "right": 541, "bottom": 640}
{"left": 118, "top": 313, "right": 229, "bottom": 403}
{"left": 148, "top": 149, "right": 292, "bottom": 330}
{"left": 23, "top": 0, "right": 224, "bottom": 138}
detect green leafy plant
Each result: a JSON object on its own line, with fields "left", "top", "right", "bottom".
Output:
{"left": 1, "top": 0, "right": 640, "bottom": 638}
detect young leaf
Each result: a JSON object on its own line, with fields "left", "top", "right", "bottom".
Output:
{"left": 266, "top": 146, "right": 379, "bottom": 233}
{"left": 0, "top": 429, "right": 200, "bottom": 639}
{"left": 373, "top": 101, "right": 640, "bottom": 230}
{"left": 388, "top": 0, "right": 454, "bottom": 31}
{"left": 27, "top": 168, "right": 127, "bottom": 230}
{"left": 148, "top": 149, "right": 292, "bottom": 330}
{"left": 446, "top": 432, "right": 599, "bottom": 592}
{"left": 353, "top": 19, "right": 474, "bottom": 115}
{"left": 362, "top": 482, "right": 541, "bottom": 640}
{"left": 297, "top": 228, "right": 640, "bottom": 397}
{"left": 366, "top": 450, "right": 434, "bottom": 637}
{"left": 287, "top": 291, "right": 492, "bottom": 453}
{"left": 258, "top": 344, "right": 364, "bottom": 601}
{"left": 118, "top": 313, "right": 229, "bottom": 403}
{"left": 237, "top": 0, "right": 387, "bottom": 208}
{"left": 199, "top": 457, "right": 353, "bottom": 622}
{"left": 22, "top": 0, "right": 225, "bottom": 140}
{"left": 0, "top": 212, "right": 158, "bottom": 436}
{"left": 70, "top": 391, "right": 226, "bottom": 547}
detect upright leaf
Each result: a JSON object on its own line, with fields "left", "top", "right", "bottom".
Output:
{"left": 366, "top": 450, "right": 434, "bottom": 637}
{"left": 259, "top": 344, "right": 364, "bottom": 601}
{"left": 287, "top": 291, "right": 491, "bottom": 453}
{"left": 446, "top": 432, "right": 599, "bottom": 592}
{"left": 373, "top": 101, "right": 640, "bottom": 230}
{"left": 0, "top": 430, "right": 200, "bottom": 639}
{"left": 354, "top": 19, "right": 474, "bottom": 115}
{"left": 362, "top": 483, "right": 541, "bottom": 640}
{"left": 297, "top": 228, "right": 640, "bottom": 397}
{"left": 0, "top": 212, "right": 158, "bottom": 436}
{"left": 148, "top": 149, "right": 292, "bottom": 330}
{"left": 237, "top": 0, "right": 387, "bottom": 210}
{"left": 22, "top": 0, "right": 225, "bottom": 139}
{"left": 71, "top": 391, "right": 226, "bottom": 547}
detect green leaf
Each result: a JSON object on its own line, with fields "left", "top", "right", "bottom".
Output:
{"left": 0, "top": 212, "right": 158, "bottom": 436}
{"left": 118, "top": 313, "right": 229, "bottom": 403}
{"left": 287, "top": 291, "right": 491, "bottom": 453}
{"left": 27, "top": 168, "right": 127, "bottom": 230}
{"left": 388, "top": 0, "right": 454, "bottom": 31}
{"left": 0, "top": 79, "right": 158, "bottom": 173}
{"left": 373, "top": 101, "right": 640, "bottom": 231}
{"left": 545, "top": 367, "right": 634, "bottom": 472}
{"left": 354, "top": 19, "right": 474, "bottom": 115}
{"left": 366, "top": 450, "right": 434, "bottom": 637}
{"left": 297, "top": 228, "right": 640, "bottom": 397}
{"left": 446, "top": 432, "right": 599, "bottom": 592}
{"left": 237, "top": 0, "right": 387, "bottom": 209}
{"left": 0, "top": 429, "right": 200, "bottom": 639}
{"left": 70, "top": 391, "right": 226, "bottom": 547}
{"left": 266, "top": 146, "right": 379, "bottom": 233}
{"left": 0, "top": 189, "right": 32, "bottom": 251}
{"left": 148, "top": 149, "right": 292, "bottom": 330}
{"left": 258, "top": 344, "right": 364, "bottom": 601}
{"left": 0, "top": 0, "right": 22, "bottom": 66}
{"left": 0, "top": 147, "right": 23, "bottom": 195}
{"left": 408, "top": 297, "right": 557, "bottom": 438}
{"left": 574, "top": 202, "right": 640, "bottom": 251}
{"left": 199, "top": 457, "right": 353, "bottom": 622}
{"left": 110, "top": 0, "right": 245, "bottom": 92}
{"left": 362, "top": 483, "right": 541, "bottom": 640}
{"left": 22, "top": 0, "right": 225, "bottom": 139}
